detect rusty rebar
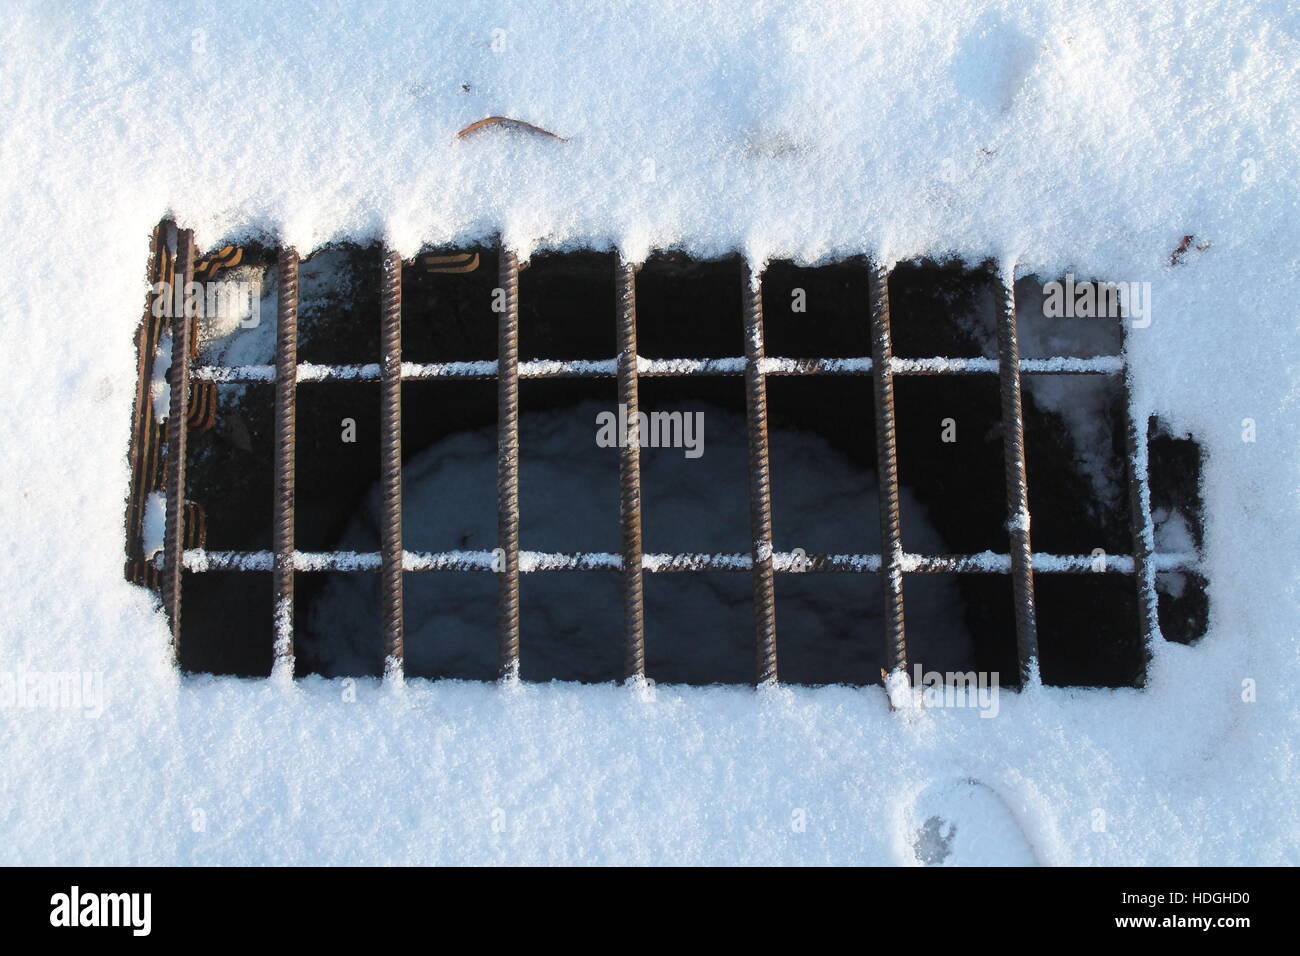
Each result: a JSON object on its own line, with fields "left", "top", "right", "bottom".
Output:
{"left": 162, "top": 228, "right": 195, "bottom": 660}
{"left": 616, "top": 257, "right": 646, "bottom": 680}
{"left": 867, "top": 261, "right": 907, "bottom": 677}
{"left": 180, "top": 548, "right": 1198, "bottom": 575}
{"left": 497, "top": 248, "right": 522, "bottom": 679}
{"left": 380, "top": 250, "right": 405, "bottom": 674}
{"left": 273, "top": 247, "right": 300, "bottom": 674}
{"left": 126, "top": 222, "right": 168, "bottom": 576}
{"left": 194, "top": 354, "right": 1127, "bottom": 385}
{"left": 994, "top": 268, "right": 1040, "bottom": 679}
{"left": 742, "top": 260, "right": 778, "bottom": 684}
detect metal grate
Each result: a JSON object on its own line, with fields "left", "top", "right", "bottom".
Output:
{"left": 127, "top": 220, "right": 1200, "bottom": 687}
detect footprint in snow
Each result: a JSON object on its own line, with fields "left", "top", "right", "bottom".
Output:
{"left": 909, "top": 778, "right": 1037, "bottom": 866}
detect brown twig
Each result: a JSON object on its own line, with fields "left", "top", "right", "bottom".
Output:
{"left": 1170, "top": 234, "right": 1210, "bottom": 266}
{"left": 455, "top": 116, "right": 567, "bottom": 141}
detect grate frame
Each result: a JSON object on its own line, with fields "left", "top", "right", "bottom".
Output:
{"left": 128, "top": 222, "right": 1201, "bottom": 688}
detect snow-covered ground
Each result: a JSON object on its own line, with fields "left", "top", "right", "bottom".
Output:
{"left": 0, "top": 0, "right": 1295, "bottom": 864}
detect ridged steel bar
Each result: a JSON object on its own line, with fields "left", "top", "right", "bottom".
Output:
{"left": 272, "top": 247, "right": 300, "bottom": 675}
{"left": 191, "top": 354, "right": 1125, "bottom": 384}
{"left": 162, "top": 228, "right": 195, "bottom": 660}
{"left": 1122, "top": 349, "right": 1160, "bottom": 650}
{"left": 380, "top": 250, "right": 405, "bottom": 675}
{"left": 497, "top": 248, "right": 522, "bottom": 679}
{"left": 126, "top": 222, "right": 168, "bottom": 574}
{"left": 867, "top": 261, "right": 907, "bottom": 676}
{"left": 994, "top": 267, "right": 1040, "bottom": 679}
{"left": 616, "top": 258, "right": 646, "bottom": 680}
{"left": 177, "top": 549, "right": 1201, "bottom": 575}
{"left": 742, "top": 261, "right": 778, "bottom": 684}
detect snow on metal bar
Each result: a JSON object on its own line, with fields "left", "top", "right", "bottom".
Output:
{"left": 1123, "top": 350, "right": 1162, "bottom": 646}
{"left": 893, "top": 356, "right": 1123, "bottom": 374}
{"left": 995, "top": 266, "right": 1040, "bottom": 680}
{"left": 1019, "top": 356, "right": 1124, "bottom": 374}
{"left": 192, "top": 364, "right": 277, "bottom": 383}
{"left": 190, "top": 354, "right": 1125, "bottom": 384}
{"left": 301, "top": 362, "right": 378, "bottom": 381}
{"left": 178, "top": 549, "right": 1201, "bottom": 574}
{"left": 640, "top": 356, "right": 747, "bottom": 375}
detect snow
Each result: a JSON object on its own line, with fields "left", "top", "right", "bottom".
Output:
{"left": 0, "top": 0, "right": 1296, "bottom": 864}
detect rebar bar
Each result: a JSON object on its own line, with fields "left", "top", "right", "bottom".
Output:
{"left": 867, "top": 261, "right": 907, "bottom": 677}
{"left": 380, "top": 250, "right": 404, "bottom": 674}
{"left": 497, "top": 248, "right": 522, "bottom": 679}
{"left": 126, "top": 222, "right": 168, "bottom": 582}
{"left": 191, "top": 355, "right": 1126, "bottom": 385}
{"left": 162, "top": 228, "right": 195, "bottom": 660}
{"left": 177, "top": 548, "right": 1200, "bottom": 575}
{"left": 742, "top": 260, "right": 778, "bottom": 684}
{"left": 273, "top": 247, "right": 300, "bottom": 674}
{"left": 616, "top": 258, "right": 646, "bottom": 680}
{"left": 1122, "top": 345, "right": 1161, "bottom": 649}
{"left": 994, "top": 267, "right": 1040, "bottom": 680}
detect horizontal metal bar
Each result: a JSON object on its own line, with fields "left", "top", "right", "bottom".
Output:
{"left": 174, "top": 549, "right": 1201, "bottom": 574}
{"left": 895, "top": 356, "right": 1123, "bottom": 375}
{"left": 191, "top": 354, "right": 1124, "bottom": 384}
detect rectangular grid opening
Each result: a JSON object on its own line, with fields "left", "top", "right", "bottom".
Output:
{"left": 126, "top": 220, "right": 1207, "bottom": 690}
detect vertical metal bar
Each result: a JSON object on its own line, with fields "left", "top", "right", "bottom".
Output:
{"left": 273, "top": 247, "right": 300, "bottom": 677}
{"left": 1122, "top": 343, "right": 1160, "bottom": 651}
{"left": 162, "top": 228, "right": 195, "bottom": 662}
{"left": 380, "top": 250, "right": 405, "bottom": 676}
{"left": 994, "top": 267, "right": 1040, "bottom": 680}
{"left": 742, "top": 260, "right": 778, "bottom": 684}
{"left": 867, "top": 261, "right": 907, "bottom": 677}
{"left": 497, "top": 248, "right": 522, "bottom": 679}
{"left": 616, "top": 257, "right": 646, "bottom": 680}
{"left": 126, "top": 222, "right": 166, "bottom": 570}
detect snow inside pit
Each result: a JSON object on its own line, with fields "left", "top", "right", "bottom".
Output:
{"left": 304, "top": 401, "right": 970, "bottom": 682}
{"left": 0, "top": 1, "right": 1295, "bottom": 864}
